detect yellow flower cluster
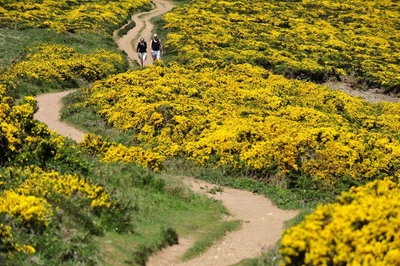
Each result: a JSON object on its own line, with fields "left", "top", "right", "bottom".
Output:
{"left": 79, "top": 134, "right": 113, "bottom": 155}
{"left": 80, "top": 134, "right": 165, "bottom": 171}
{"left": 280, "top": 178, "right": 400, "bottom": 265}
{"left": 0, "top": 191, "right": 52, "bottom": 225}
{"left": 79, "top": 63, "right": 400, "bottom": 183}
{"left": 0, "top": 0, "right": 150, "bottom": 33}
{"left": 0, "top": 223, "right": 13, "bottom": 244}
{"left": 16, "top": 167, "right": 112, "bottom": 209}
{"left": 1, "top": 43, "right": 125, "bottom": 90}
{"left": 0, "top": 95, "right": 38, "bottom": 156}
{"left": 15, "top": 244, "right": 36, "bottom": 255}
{"left": 164, "top": 0, "right": 399, "bottom": 89}
{"left": 101, "top": 144, "right": 165, "bottom": 172}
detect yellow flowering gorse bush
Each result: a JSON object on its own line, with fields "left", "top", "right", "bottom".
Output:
{"left": 15, "top": 167, "right": 112, "bottom": 209}
{"left": 80, "top": 134, "right": 165, "bottom": 171}
{"left": 0, "top": 43, "right": 125, "bottom": 95}
{"left": 164, "top": 0, "right": 399, "bottom": 90}
{"left": 80, "top": 63, "right": 400, "bottom": 184}
{"left": 0, "top": 0, "right": 150, "bottom": 33}
{"left": 0, "top": 191, "right": 52, "bottom": 225}
{"left": 280, "top": 178, "right": 400, "bottom": 265}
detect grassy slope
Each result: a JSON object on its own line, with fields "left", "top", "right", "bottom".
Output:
{"left": 87, "top": 162, "right": 240, "bottom": 265}
{"left": 0, "top": 25, "right": 243, "bottom": 266}
{"left": 2, "top": 1, "right": 366, "bottom": 264}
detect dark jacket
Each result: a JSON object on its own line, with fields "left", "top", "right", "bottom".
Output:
{"left": 137, "top": 41, "right": 147, "bottom": 53}
{"left": 151, "top": 39, "right": 162, "bottom": 51}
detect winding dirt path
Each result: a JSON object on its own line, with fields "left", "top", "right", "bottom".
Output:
{"left": 147, "top": 177, "right": 297, "bottom": 266}
{"left": 34, "top": 90, "right": 84, "bottom": 143}
{"left": 113, "top": 0, "right": 174, "bottom": 66}
{"left": 33, "top": 0, "right": 399, "bottom": 265}
{"left": 33, "top": 1, "right": 298, "bottom": 265}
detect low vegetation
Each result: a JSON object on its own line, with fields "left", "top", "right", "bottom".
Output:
{"left": 0, "top": 0, "right": 399, "bottom": 265}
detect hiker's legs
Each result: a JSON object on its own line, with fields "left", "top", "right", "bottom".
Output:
{"left": 152, "top": 51, "right": 160, "bottom": 62}
{"left": 138, "top": 53, "right": 147, "bottom": 67}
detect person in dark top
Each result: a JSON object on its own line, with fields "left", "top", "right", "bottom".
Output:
{"left": 150, "top": 33, "right": 163, "bottom": 62}
{"left": 136, "top": 37, "right": 147, "bottom": 67}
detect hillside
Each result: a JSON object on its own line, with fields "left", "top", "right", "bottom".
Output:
{"left": 0, "top": 0, "right": 399, "bottom": 265}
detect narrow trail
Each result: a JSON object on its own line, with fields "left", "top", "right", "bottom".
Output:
{"left": 33, "top": 0, "right": 399, "bottom": 265}
{"left": 147, "top": 177, "right": 298, "bottom": 266}
{"left": 113, "top": 0, "right": 174, "bottom": 67}
{"left": 33, "top": 1, "right": 298, "bottom": 265}
{"left": 34, "top": 90, "right": 84, "bottom": 143}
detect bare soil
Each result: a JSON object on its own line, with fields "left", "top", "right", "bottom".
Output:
{"left": 324, "top": 81, "right": 400, "bottom": 104}
{"left": 33, "top": 0, "right": 399, "bottom": 265}
{"left": 34, "top": 90, "right": 84, "bottom": 143}
{"left": 147, "top": 177, "right": 298, "bottom": 266}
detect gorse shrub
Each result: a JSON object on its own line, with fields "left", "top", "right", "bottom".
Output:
{"left": 80, "top": 133, "right": 165, "bottom": 171}
{"left": 164, "top": 0, "right": 400, "bottom": 91}
{"left": 0, "top": 191, "right": 52, "bottom": 226}
{"left": 0, "top": 0, "right": 150, "bottom": 34}
{"left": 75, "top": 63, "right": 400, "bottom": 186}
{"left": 280, "top": 178, "right": 400, "bottom": 265}
{"left": 0, "top": 43, "right": 126, "bottom": 98}
{"left": 0, "top": 0, "right": 399, "bottom": 264}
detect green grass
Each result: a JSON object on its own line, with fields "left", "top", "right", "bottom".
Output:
{"left": 86, "top": 162, "right": 238, "bottom": 265}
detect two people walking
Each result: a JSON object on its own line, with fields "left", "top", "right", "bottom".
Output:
{"left": 136, "top": 34, "right": 163, "bottom": 67}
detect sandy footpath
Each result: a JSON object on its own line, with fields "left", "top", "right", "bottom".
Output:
{"left": 33, "top": 0, "right": 399, "bottom": 265}
{"left": 33, "top": 1, "right": 298, "bottom": 265}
